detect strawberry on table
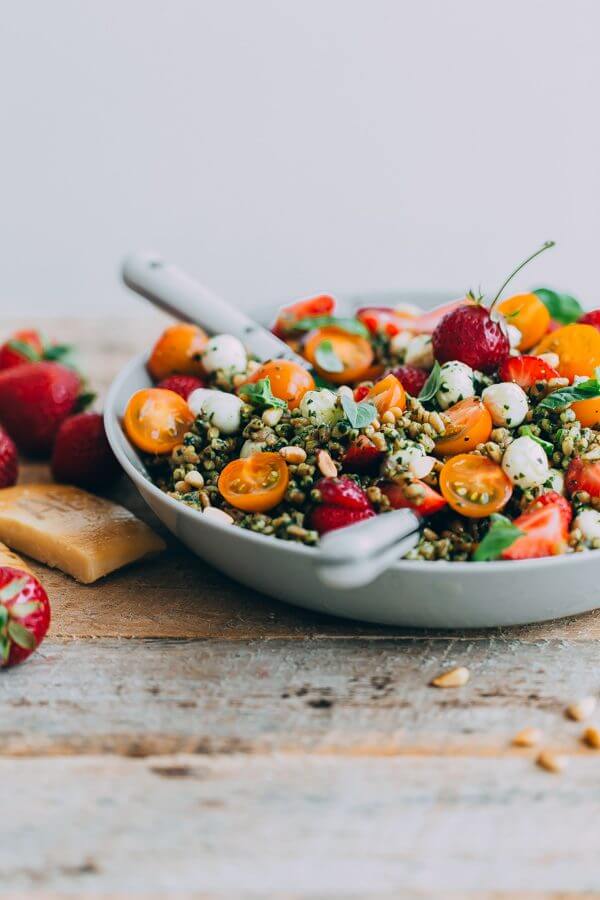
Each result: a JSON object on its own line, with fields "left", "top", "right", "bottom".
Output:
{"left": 0, "top": 329, "right": 44, "bottom": 371}
{"left": 498, "top": 355, "right": 560, "bottom": 390}
{"left": 51, "top": 413, "right": 121, "bottom": 489}
{"left": 0, "top": 567, "right": 51, "bottom": 668}
{"left": 0, "top": 427, "right": 18, "bottom": 488}
{"left": 0, "top": 362, "right": 82, "bottom": 457}
{"left": 156, "top": 374, "right": 205, "bottom": 399}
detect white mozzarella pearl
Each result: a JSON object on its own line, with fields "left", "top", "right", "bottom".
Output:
{"left": 481, "top": 382, "right": 529, "bottom": 428}
{"left": 501, "top": 436, "right": 549, "bottom": 489}
{"left": 201, "top": 334, "right": 247, "bottom": 373}
{"left": 299, "top": 389, "right": 341, "bottom": 425}
{"left": 574, "top": 508, "right": 600, "bottom": 542}
{"left": 507, "top": 324, "right": 522, "bottom": 349}
{"left": 393, "top": 444, "right": 425, "bottom": 469}
{"left": 187, "top": 388, "right": 212, "bottom": 416}
{"left": 404, "top": 335, "right": 434, "bottom": 369}
{"left": 546, "top": 468, "right": 565, "bottom": 495}
{"left": 240, "top": 439, "right": 266, "bottom": 458}
{"left": 390, "top": 331, "right": 413, "bottom": 354}
{"left": 188, "top": 388, "right": 243, "bottom": 434}
{"left": 435, "top": 361, "right": 475, "bottom": 410}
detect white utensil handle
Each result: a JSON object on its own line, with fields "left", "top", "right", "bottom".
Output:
{"left": 122, "top": 251, "right": 309, "bottom": 367}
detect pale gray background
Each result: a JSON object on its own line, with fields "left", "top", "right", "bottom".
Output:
{"left": 1, "top": 0, "right": 599, "bottom": 317}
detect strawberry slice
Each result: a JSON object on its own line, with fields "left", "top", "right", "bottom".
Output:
{"left": 272, "top": 295, "right": 335, "bottom": 338}
{"left": 498, "top": 355, "right": 560, "bottom": 390}
{"left": 343, "top": 436, "right": 384, "bottom": 473}
{"left": 353, "top": 385, "right": 371, "bottom": 402}
{"left": 382, "top": 481, "right": 446, "bottom": 516}
{"left": 528, "top": 491, "right": 573, "bottom": 530}
{"left": 315, "top": 476, "right": 372, "bottom": 510}
{"left": 565, "top": 458, "right": 600, "bottom": 499}
{"left": 502, "top": 499, "right": 569, "bottom": 560}
{"left": 309, "top": 504, "right": 375, "bottom": 535}
{"left": 0, "top": 566, "right": 51, "bottom": 667}
{"left": 157, "top": 374, "right": 205, "bottom": 399}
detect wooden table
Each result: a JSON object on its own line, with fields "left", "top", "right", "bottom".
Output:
{"left": 3, "top": 318, "right": 600, "bottom": 896}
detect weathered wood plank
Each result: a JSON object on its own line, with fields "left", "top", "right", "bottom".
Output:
{"left": 2, "top": 638, "right": 599, "bottom": 757}
{"left": 2, "top": 754, "right": 600, "bottom": 895}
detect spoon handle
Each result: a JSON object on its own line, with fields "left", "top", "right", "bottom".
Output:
{"left": 122, "top": 251, "right": 309, "bottom": 367}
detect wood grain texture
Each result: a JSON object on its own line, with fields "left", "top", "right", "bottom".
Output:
{"left": 3, "top": 754, "right": 600, "bottom": 895}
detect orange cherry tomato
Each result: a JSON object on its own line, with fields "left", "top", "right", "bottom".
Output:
{"left": 303, "top": 326, "right": 374, "bottom": 384}
{"left": 147, "top": 323, "right": 209, "bottom": 381}
{"left": 218, "top": 452, "right": 289, "bottom": 512}
{"left": 496, "top": 292, "right": 550, "bottom": 351}
{"left": 248, "top": 359, "right": 315, "bottom": 409}
{"left": 367, "top": 374, "right": 406, "bottom": 415}
{"left": 534, "top": 324, "right": 600, "bottom": 382}
{"left": 434, "top": 398, "right": 492, "bottom": 457}
{"left": 439, "top": 453, "right": 513, "bottom": 518}
{"left": 572, "top": 396, "right": 600, "bottom": 428}
{"left": 124, "top": 388, "right": 195, "bottom": 454}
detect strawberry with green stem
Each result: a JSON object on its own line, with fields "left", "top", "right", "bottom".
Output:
{"left": 0, "top": 567, "right": 51, "bottom": 668}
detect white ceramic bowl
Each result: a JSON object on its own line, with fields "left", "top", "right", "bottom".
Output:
{"left": 105, "top": 293, "right": 600, "bottom": 628}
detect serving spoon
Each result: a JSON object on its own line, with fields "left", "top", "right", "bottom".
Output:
{"left": 122, "top": 251, "right": 421, "bottom": 587}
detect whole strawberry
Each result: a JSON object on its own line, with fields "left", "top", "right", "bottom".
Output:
{"left": 0, "top": 567, "right": 51, "bottom": 667}
{"left": 51, "top": 413, "right": 121, "bottom": 489}
{"left": 309, "top": 476, "right": 375, "bottom": 534}
{"left": 432, "top": 305, "right": 510, "bottom": 373}
{"left": 579, "top": 309, "right": 600, "bottom": 331}
{"left": 388, "top": 365, "right": 429, "bottom": 396}
{"left": 0, "top": 362, "right": 81, "bottom": 457}
{"left": 0, "top": 329, "right": 44, "bottom": 371}
{"left": 0, "top": 426, "right": 18, "bottom": 488}
{"left": 157, "top": 374, "right": 205, "bottom": 399}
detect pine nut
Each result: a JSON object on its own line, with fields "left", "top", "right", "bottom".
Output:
{"left": 512, "top": 727, "right": 542, "bottom": 748}
{"left": 202, "top": 506, "right": 234, "bottom": 525}
{"left": 566, "top": 697, "right": 597, "bottom": 721}
{"left": 430, "top": 666, "right": 470, "bottom": 688}
{"left": 317, "top": 449, "right": 338, "bottom": 478}
{"left": 582, "top": 726, "right": 600, "bottom": 749}
{"left": 536, "top": 750, "right": 567, "bottom": 774}
{"left": 280, "top": 446, "right": 307, "bottom": 465}
{"left": 262, "top": 407, "right": 284, "bottom": 427}
{"left": 382, "top": 411, "right": 395, "bottom": 425}
{"left": 184, "top": 470, "right": 205, "bottom": 489}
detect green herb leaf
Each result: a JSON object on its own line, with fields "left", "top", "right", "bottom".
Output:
{"left": 538, "top": 377, "right": 600, "bottom": 411}
{"left": 534, "top": 288, "right": 583, "bottom": 325}
{"left": 473, "top": 514, "right": 524, "bottom": 562}
{"left": 293, "top": 315, "right": 370, "bottom": 338}
{"left": 239, "top": 377, "right": 287, "bottom": 410}
{"left": 518, "top": 425, "right": 553, "bottom": 455}
{"left": 418, "top": 361, "right": 442, "bottom": 402}
{"left": 0, "top": 636, "right": 10, "bottom": 664}
{"left": 340, "top": 393, "right": 377, "bottom": 429}
{"left": 315, "top": 340, "right": 344, "bottom": 373}
{"left": 0, "top": 577, "right": 29, "bottom": 603}
{"left": 7, "top": 339, "right": 39, "bottom": 362}
{"left": 7, "top": 620, "right": 36, "bottom": 651}
{"left": 0, "top": 605, "right": 8, "bottom": 629}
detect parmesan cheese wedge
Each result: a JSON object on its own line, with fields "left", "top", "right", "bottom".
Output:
{"left": 0, "top": 541, "right": 33, "bottom": 574}
{"left": 0, "top": 484, "right": 165, "bottom": 583}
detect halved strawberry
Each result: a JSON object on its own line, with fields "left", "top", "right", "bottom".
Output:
{"left": 382, "top": 481, "right": 446, "bottom": 516}
{"left": 353, "top": 385, "right": 371, "bottom": 402}
{"left": 309, "top": 504, "right": 375, "bottom": 535}
{"left": 343, "top": 436, "right": 384, "bottom": 473}
{"left": 565, "top": 458, "right": 600, "bottom": 499}
{"left": 272, "top": 295, "right": 336, "bottom": 338}
{"left": 498, "top": 355, "right": 560, "bottom": 390}
{"left": 315, "top": 476, "right": 372, "bottom": 510}
{"left": 528, "top": 491, "right": 573, "bottom": 530}
{"left": 502, "top": 502, "right": 568, "bottom": 560}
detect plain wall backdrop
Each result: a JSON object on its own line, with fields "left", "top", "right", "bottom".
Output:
{"left": 1, "top": 0, "right": 599, "bottom": 317}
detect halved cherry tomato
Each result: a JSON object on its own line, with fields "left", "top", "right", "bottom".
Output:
{"left": 124, "top": 388, "right": 195, "bottom": 454}
{"left": 439, "top": 454, "right": 512, "bottom": 518}
{"left": 367, "top": 374, "right": 406, "bottom": 415}
{"left": 382, "top": 481, "right": 447, "bottom": 516}
{"left": 534, "top": 323, "right": 600, "bottom": 382}
{"left": 272, "top": 295, "right": 335, "bottom": 338}
{"left": 572, "top": 396, "right": 600, "bottom": 428}
{"left": 496, "top": 293, "right": 550, "bottom": 351}
{"left": 147, "top": 323, "right": 209, "bottom": 381}
{"left": 565, "top": 458, "right": 600, "bottom": 498}
{"left": 434, "top": 398, "right": 492, "bottom": 457}
{"left": 248, "top": 359, "right": 315, "bottom": 409}
{"left": 303, "top": 326, "right": 374, "bottom": 384}
{"left": 218, "top": 452, "right": 289, "bottom": 512}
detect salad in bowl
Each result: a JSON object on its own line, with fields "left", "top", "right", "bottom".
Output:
{"left": 120, "top": 243, "right": 600, "bottom": 565}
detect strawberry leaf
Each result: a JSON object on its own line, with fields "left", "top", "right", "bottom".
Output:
{"left": 0, "top": 636, "right": 10, "bottom": 664}
{"left": 534, "top": 288, "right": 583, "bottom": 325}
{"left": 7, "top": 620, "right": 36, "bottom": 650}
{"left": 6, "top": 339, "right": 39, "bottom": 362}
{"left": 473, "top": 514, "right": 524, "bottom": 562}
{"left": 315, "top": 340, "right": 344, "bottom": 373}
{"left": 43, "top": 343, "right": 73, "bottom": 362}
{"left": 0, "top": 605, "right": 8, "bottom": 629}
{"left": 0, "top": 577, "right": 29, "bottom": 603}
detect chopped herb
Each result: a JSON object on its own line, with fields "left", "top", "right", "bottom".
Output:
{"left": 538, "top": 376, "right": 600, "bottom": 411}
{"left": 418, "top": 361, "right": 442, "bottom": 402}
{"left": 292, "top": 315, "right": 370, "bottom": 338}
{"left": 239, "top": 377, "right": 287, "bottom": 410}
{"left": 315, "top": 340, "right": 344, "bottom": 373}
{"left": 473, "top": 514, "right": 524, "bottom": 562}
{"left": 534, "top": 288, "right": 583, "bottom": 325}
{"left": 340, "top": 393, "right": 378, "bottom": 429}
{"left": 519, "top": 425, "right": 553, "bottom": 454}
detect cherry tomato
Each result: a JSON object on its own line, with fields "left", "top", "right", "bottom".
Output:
{"left": 439, "top": 454, "right": 512, "bottom": 518}
{"left": 272, "top": 295, "right": 335, "bottom": 338}
{"left": 367, "top": 374, "right": 406, "bottom": 415}
{"left": 434, "top": 398, "right": 492, "bottom": 457}
{"left": 572, "top": 396, "right": 600, "bottom": 428}
{"left": 147, "top": 323, "right": 209, "bottom": 381}
{"left": 248, "top": 360, "right": 315, "bottom": 409}
{"left": 534, "top": 324, "right": 600, "bottom": 382}
{"left": 303, "top": 326, "right": 374, "bottom": 384}
{"left": 123, "top": 388, "right": 195, "bottom": 454}
{"left": 218, "top": 452, "right": 289, "bottom": 512}
{"left": 565, "top": 458, "right": 600, "bottom": 498}
{"left": 496, "top": 293, "right": 550, "bottom": 350}
{"left": 356, "top": 307, "right": 416, "bottom": 337}
{"left": 382, "top": 481, "right": 446, "bottom": 516}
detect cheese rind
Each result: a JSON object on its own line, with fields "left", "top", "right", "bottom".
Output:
{"left": 0, "top": 484, "right": 165, "bottom": 583}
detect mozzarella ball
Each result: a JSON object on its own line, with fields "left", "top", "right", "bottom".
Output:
{"left": 240, "top": 439, "right": 266, "bottom": 458}
{"left": 300, "top": 389, "right": 341, "bottom": 425}
{"left": 507, "top": 324, "right": 522, "bottom": 350}
{"left": 393, "top": 443, "right": 425, "bottom": 470}
{"left": 501, "top": 436, "right": 549, "bottom": 489}
{"left": 574, "top": 508, "right": 600, "bottom": 542}
{"left": 201, "top": 334, "right": 247, "bottom": 374}
{"left": 435, "top": 361, "right": 475, "bottom": 410}
{"left": 404, "top": 334, "right": 434, "bottom": 369}
{"left": 546, "top": 468, "right": 565, "bottom": 495}
{"left": 481, "top": 382, "right": 529, "bottom": 428}
{"left": 188, "top": 388, "right": 243, "bottom": 434}
{"left": 390, "top": 331, "right": 413, "bottom": 355}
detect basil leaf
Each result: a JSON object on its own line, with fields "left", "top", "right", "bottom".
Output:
{"left": 473, "top": 514, "right": 524, "bottom": 562}
{"left": 7, "top": 620, "right": 36, "bottom": 651}
{"left": 418, "top": 361, "right": 442, "bottom": 402}
{"left": 534, "top": 288, "right": 583, "bottom": 325}
{"left": 315, "top": 340, "right": 344, "bottom": 373}
{"left": 293, "top": 315, "right": 369, "bottom": 338}
{"left": 340, "top": 393, "right": 377, "bottom": 429}
{"left": 538, "top": 377, "right": 600, "bottom": 411}
{"left": 518, "top": 425, "right": 553, "bottom": 455}
{"left": 239, "top": 377, "right": 287, "bottom": 410}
